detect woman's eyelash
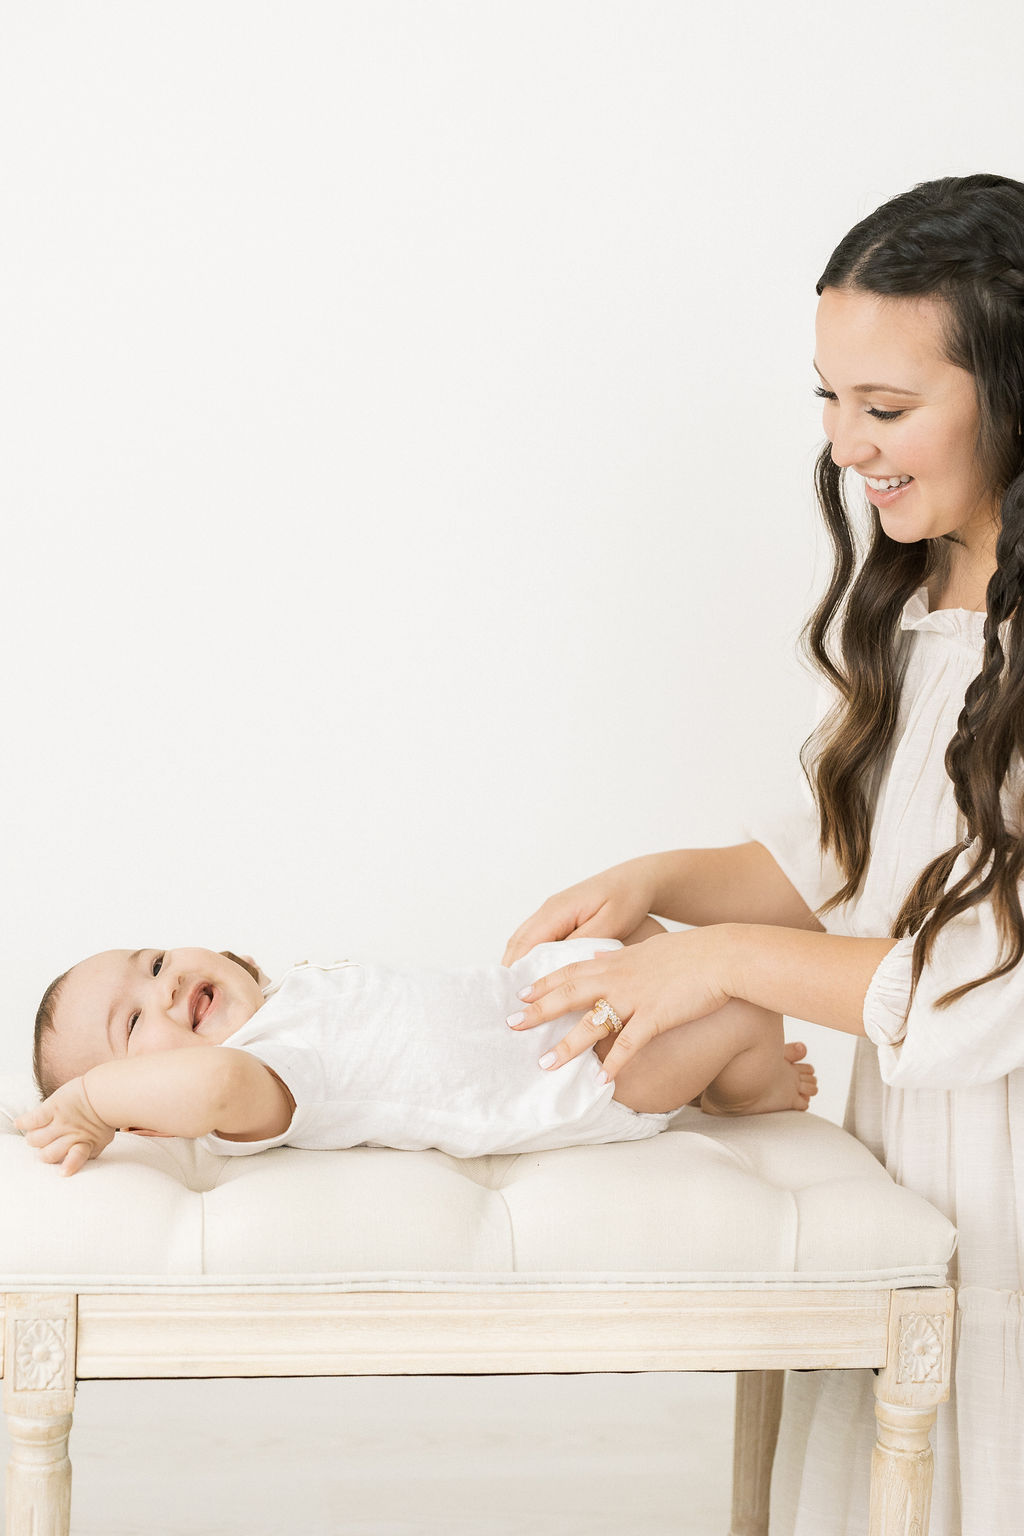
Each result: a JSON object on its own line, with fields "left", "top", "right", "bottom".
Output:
{"left": 127, "top": 954, "right": 164, "bottom": 1036}
{"left": 812, "top": 385, "right": 904, "bottom": 422}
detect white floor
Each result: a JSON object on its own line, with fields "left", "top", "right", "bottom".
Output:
{"left": 0, "top": 1371, "right": 736, "bottom": 1536}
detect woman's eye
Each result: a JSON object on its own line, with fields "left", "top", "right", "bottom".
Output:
{"left": 812, "top": 385, "right": 904, "bottom": 422}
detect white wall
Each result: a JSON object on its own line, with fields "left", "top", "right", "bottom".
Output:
{"left": 2, "top": 3, "right": 1021, "bottom": 1123}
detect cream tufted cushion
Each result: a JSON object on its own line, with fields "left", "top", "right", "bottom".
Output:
{"left": 0, "top": 1073, "right": 955, "bottom": 1293}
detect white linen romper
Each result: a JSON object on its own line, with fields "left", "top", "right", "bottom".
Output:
{"left": 198, "top": 937, "right": 670, "bottom": 1159}
{"left": 750, "top": 586, "right": 1024, "bottom": 1536}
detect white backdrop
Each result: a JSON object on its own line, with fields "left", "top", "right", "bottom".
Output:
{"left": 2, "top": 3, "right": 1021, "bottom": 1126}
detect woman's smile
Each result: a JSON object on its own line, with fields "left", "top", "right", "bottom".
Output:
{"left": 863, "top": 475, "right": 915, "bottom": 507}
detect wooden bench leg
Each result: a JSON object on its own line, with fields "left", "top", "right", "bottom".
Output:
{"left": 869, "top": 1288, "right": 954, "bottom": 1536}
{"left": 3, "top": 1294, "right": 77, "bottom": 1536}
{"left": 730, "top": 1369, "right": 784, "bottom": 1536}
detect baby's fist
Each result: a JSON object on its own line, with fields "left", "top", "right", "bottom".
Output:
{"left": 16, "top": 1077, "right": 116, "bottom": 1176}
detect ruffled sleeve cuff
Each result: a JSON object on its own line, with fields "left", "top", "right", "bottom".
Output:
{"left": 862, "top": 935, "right": 916, "bottom": 1046}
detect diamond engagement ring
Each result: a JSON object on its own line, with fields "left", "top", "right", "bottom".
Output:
{"left": 592, "top": 998, "right": 624, "bottom": 1035}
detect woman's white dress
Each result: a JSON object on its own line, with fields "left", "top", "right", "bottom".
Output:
{"left": 749, "top": 586, "right": 1024, "bottom": 1536}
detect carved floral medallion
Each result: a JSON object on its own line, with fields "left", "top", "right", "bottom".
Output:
{"left": 14, "top": 1319, "right": 67, "bottom": 1392}
{"left": 897, "top": 1313, "right": 944, "bottom": 1384}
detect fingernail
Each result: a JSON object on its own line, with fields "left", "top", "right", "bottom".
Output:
{"left": 517, "top": 986, "right": 534, "bottom": 1001}
{"left": 506, "top": 1011, "right": 526, "bottom": 1028}
{"left": 596, "top": 1070, "right": 608, "bottom": 1086}
{"left": 538, "top": 1051, "right": 557, "bottom": 1069}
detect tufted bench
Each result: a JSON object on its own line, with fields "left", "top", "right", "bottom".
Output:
{"left": 0, "top": 1073, "right": 956, "bottom": 1536}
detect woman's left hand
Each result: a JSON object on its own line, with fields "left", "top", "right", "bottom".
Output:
{"left": 507, "top": 926, "right": 735, "bottom": 1081}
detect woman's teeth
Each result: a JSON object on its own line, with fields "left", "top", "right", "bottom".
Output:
{"left": 866, "top": 475, "right": 913, "bottom": 490}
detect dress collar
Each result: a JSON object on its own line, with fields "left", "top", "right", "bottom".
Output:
{"left": 899, "top": 584, "right": 989, "bottom": 644}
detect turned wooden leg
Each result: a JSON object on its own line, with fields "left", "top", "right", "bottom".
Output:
{"left": 730, "top": 1369, "right": 784, "bottom": 1536}
{"left": 868, "top": 1288, "right": 954, "bottom": 1536}
{"left": 3, "top": 1293, "right": 77, "bottom": 1536}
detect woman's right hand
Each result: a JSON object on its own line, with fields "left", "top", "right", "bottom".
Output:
{"left": 502, "top": 857, "right": 665, "bottom": 966}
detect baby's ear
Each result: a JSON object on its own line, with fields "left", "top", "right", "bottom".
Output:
{"left": 220, "top": 951, "right": 261, "bottom": 986}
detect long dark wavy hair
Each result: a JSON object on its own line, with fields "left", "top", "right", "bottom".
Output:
{"left": 803, "top": 173, "right": 1024, "bottom": 1008}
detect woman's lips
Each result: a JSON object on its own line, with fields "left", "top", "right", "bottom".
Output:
{"left": 865, "top": 477, "right": 914, "bottom": 507}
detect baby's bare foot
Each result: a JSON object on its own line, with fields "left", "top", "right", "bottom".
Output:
{"left": 783, "top": 1041, "right": 819, "bottom": 1109}
{"left": 700, "top": 1041, "right": 818, "bottom": 1118}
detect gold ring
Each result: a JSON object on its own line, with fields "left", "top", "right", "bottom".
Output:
{"left": 592, "top": 997, "right": 624, "bottom": 1035}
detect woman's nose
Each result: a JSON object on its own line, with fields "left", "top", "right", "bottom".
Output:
{"left": 829, "top": 417, "right": 879, "bottom": 471}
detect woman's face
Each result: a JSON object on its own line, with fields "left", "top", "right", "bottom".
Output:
{"left": 813, "top": 286, "right": 1000, "bottom": 559}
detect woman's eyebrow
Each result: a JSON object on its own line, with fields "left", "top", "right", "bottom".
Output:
{"left": 812, "top": 361, "right": 922, "bottom": 397}
{"left": 105, "top": 950, "right": 144, "bottom": 1045}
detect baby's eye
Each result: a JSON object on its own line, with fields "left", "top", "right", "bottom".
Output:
{"left": 128, "top": 1011, "right": 140, "bottom": 1036}
{"left": 152, "top": 954, "right": 163, "bottom": 975}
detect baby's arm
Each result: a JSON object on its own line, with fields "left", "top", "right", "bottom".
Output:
{"left": 16, "top": 1049, "right": 295, "bottom": 1177}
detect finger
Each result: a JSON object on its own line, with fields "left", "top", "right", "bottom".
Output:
{"left": 501, "top": 929, "right": 536, "bottom": 968}
{"left": 23, "top": 1124, "right": 60, "bottom": 1149}
{"left": 502, "top": 898, "right": 599, "bottom": 968}
{"left": 59, "top": 1142, "right": 94, "bottom": 1178}
{"left": 15, "top": 1105, "right": 52, "bottom": 1133}
{"left": 38, "top": 1134, "right": 82, "bottom": 1165}
{"left": 537, "top": 1002, "right": 636, "bottom": 1072}
{"left": 501, "top": 916, "right": 566, "bottom": 968}
{"left": 506, "top": 959, "right": 607, "bottom": 1027}
{"left": 591, "top": 1019, "right": 650, "bottom": 1084}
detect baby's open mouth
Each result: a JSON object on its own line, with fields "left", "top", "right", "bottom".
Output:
{"left": 190, "top": 985, "right": 215, "bottom": 1028}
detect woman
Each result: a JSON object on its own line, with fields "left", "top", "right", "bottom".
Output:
{"left": 503, "top": 173, "right": 1024, "bottom": 1534}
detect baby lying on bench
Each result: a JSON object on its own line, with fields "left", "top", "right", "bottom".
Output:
{"left": 19, "top": 927, "right": 817, "bottom": 1175}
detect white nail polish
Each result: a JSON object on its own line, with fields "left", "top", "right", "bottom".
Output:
{"left": 517, "top": 986, "right": 534, "bottom": 1001}
{"left": 538, "top": 1051, "right": 557, "bottom": 1069}
{"left": 506, "top": 1012, "right": 526, "bottom": 1028}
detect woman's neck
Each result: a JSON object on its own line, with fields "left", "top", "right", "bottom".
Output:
{"left": 928, "top": 532, "right": 997, "bottom": 612}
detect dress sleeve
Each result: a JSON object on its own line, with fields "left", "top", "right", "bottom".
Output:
{"left": 742, "top": 788, "right": 845, "bottom": 919}
{"left": 863, "top": 900, "right": 1024, "bottom": 1087}
{"left": 741, "top": 680, "right": 846, "bottom": 920}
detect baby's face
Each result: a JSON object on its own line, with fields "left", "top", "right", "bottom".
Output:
{"left": 47, "top": 948, "right": 266, "bottom": 1084}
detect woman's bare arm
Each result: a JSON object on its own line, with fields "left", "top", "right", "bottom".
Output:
{"left": 503, "top": 841, "right": 823, "bottom": 965}
{"left": 645, "top": 842, "right": 825, "bottom": 931}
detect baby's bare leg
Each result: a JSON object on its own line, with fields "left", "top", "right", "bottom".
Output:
{"left": 596, "top": 997, "right": 817, "bottom": 1117}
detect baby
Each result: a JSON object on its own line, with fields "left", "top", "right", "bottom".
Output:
{"left": 19, "top": 926, "right": 817, "bottom": 1175}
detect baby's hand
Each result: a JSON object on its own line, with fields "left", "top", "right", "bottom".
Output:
{"left": 15, "top": 1078, "right": 116, "bottom": 1177}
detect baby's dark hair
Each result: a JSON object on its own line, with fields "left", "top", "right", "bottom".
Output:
{"left": 33, "top": 970, "right": 71, "bottom": 1100}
